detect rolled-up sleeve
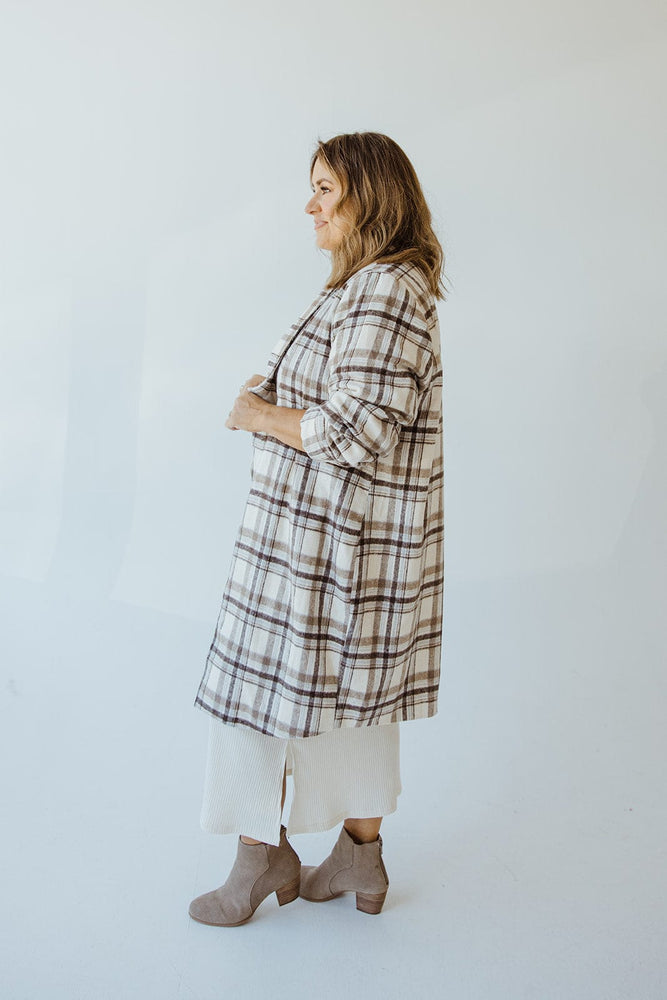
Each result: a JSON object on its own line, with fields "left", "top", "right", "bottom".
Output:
{"left": 300, "top": 268, "right": 435, "bottom": 468}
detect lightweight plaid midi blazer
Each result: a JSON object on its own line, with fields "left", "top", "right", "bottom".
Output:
{"left": 194, "top": 259, "right": 444, "bottom": 738}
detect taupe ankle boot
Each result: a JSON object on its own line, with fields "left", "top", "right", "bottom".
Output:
{"left": 300, "top": 824, "right": 389, "bottom": 914}
{"left": 189, "top": 825, "right": 301, "bottom": 926}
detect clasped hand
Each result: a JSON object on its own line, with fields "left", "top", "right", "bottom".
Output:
{"left": 225, "top": 374, "right": 272, "bottom": 433}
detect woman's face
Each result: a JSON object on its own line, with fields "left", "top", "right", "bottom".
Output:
{"left": 305, "top": 156, "right": 352, "bottom": 250}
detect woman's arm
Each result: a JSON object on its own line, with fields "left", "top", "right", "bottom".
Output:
{"left": 258, "top": 404, "right": 308, "bottom": 452}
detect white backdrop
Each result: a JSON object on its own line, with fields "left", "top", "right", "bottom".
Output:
{"left": 1, "top": 2, "right": 665, "bottom": 998}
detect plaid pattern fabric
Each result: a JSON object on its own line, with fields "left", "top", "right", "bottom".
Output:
{"left": 194, "top": 261, "right": 444, "bottom": 738}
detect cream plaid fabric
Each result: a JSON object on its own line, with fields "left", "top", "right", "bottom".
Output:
{"left": 194, "top": 261, "right": 444, "bottom": 737}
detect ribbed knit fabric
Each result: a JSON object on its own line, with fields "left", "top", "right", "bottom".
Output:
{"left": 200, "top": 716, "right": 402, "bottom": 846}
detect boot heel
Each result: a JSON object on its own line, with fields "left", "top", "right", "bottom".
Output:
{"left": 356, "top": 889, "right": 387, "bottom": 914}
{"left": 276, "top": 874, "right": 300, "bottom": 906}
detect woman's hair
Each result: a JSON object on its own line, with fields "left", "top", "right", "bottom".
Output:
{"left": 310, "top": 132, "right": 449, "bottom": 301}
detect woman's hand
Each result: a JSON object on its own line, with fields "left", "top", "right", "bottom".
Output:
{"left": 225, "top": 374, "right": 272, "bottom": 433}
{"left": 226, "top": 373, "right": 308, "bottom": 452}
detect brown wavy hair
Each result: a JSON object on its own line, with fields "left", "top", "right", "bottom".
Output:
{"left": 310, "top": 132, "right": 449, "bottom": 301}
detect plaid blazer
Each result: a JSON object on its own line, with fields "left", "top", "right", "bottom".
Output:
{"left": 194, "top": 260, "right": 444, "bottom": 738}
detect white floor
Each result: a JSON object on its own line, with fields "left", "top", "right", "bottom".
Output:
{"left": 1, "top": 559, "right": 665, "bottom": 1000}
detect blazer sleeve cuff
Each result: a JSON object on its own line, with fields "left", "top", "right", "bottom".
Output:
{"left": 300, "top": 404, "right": 341, "bottom": 464}
{"left": 300, "top": 399, "right": 378, "bottom": 469}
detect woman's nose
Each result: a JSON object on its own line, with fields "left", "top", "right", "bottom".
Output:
{"left": 305, "top": 194, "right": 318, "bottom": 214}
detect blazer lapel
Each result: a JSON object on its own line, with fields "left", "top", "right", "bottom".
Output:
{"left": 249, "top": 286, "right": 337, "bottom": 401}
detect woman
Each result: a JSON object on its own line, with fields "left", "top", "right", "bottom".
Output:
{"left": 189, "top": 131, "right": 446, "bottom": 926}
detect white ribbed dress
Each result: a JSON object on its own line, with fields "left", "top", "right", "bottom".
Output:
{"left": 200, "top": 716, "right": 402, "bottom": 846}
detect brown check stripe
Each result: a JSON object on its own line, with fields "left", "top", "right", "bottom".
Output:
{"left": 194, "top": 260, "right": 444, "bottom": 738}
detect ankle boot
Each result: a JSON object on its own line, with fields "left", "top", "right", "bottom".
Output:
{"left": 189, "top": 824, "right": 301, "bottom": 926}
{"left": 300, "top": 824, "right": 389, "bottom": 914}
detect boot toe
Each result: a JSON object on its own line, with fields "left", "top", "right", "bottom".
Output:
{"left": 298, "top": 865, "right": 315, "bottom": 898}
{"left": 299, "top": 865, "right": 336, "bottom": 902}
{"left": 189, "top": 888, "right": 250, "bottom": 926}
{"left": 188, "top": 889, "right": 225, "bottom": 924}
{"left": 189, "top": 888, "right": 224, "bottom": 924}
{"left": 299, "top": 865, "right": 322, "bottom": 899}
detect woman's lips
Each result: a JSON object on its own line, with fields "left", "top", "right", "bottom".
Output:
{"left": 314, "top": 221, "right": 327, "bottom": 229}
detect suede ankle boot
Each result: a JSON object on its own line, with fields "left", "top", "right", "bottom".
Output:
{"left": 300, "top": 824, "right": 389, "bottom": 914}
{"left": 189, "top": 824, "right": 301, "bottom": 926}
